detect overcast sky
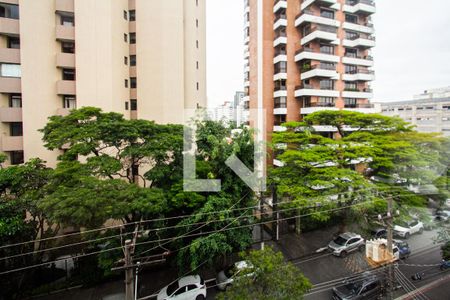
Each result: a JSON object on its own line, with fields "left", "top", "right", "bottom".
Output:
{"left": 206, "top": 0, "right": 450, "bottom": 107}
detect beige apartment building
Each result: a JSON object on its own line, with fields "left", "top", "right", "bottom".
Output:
{"left": 0, "top": 0, "right": 206, "bottom": 166}
{"left": 243, "top": 0, "right": 376, "bottom": 140}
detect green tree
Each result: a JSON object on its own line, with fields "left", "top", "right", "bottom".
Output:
{"left": 442, "top": 242, "right": 450, "bottom": 261}
{"left": 218, "top": 247, "right": 312, "bottom": 300}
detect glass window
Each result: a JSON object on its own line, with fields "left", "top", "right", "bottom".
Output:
{"left": 129, "top": 32, "right": 136, "bottom": 44}
{"left": 130, "top": 55, "right": 136, "bottom": 66}
{"left": 63, "top": 96, "right": 76, "bottom": 109}
{"left": 345, "top": 31, "right": 359, "bottom": 40}
{"left": 274, "top": 115, "right": 286, "bottom": 126}
{"left": 174, "top": 287, "right": 186, "bottom": 296}
{"left": 10, "top": 151, "right": 24, "bottom": 165}
{"left": 345, "top": 14, "right": 358, "bottom": 24}
{"left": 124, "top": 33, "right": 128, "bottom": 42}
{"left": 0, "top": 3, "right": 19, "bottom": 19}
{"left": 123, "top": 10, "right": 127, "bottom": 20}
{"left": 129, "top": 10, "right": 136, "bottom": 21}
{"left": 10, "top": 122, "right": 22, "bottom": 136}
{"left": 0, "top": 64, "right": 21, "bottom": 78}
{"left": 130, "top": 77, "right": 137, "bottom": 88}
{"left": 61, "top": 42, "right": 75, "bottom": 54}
{"left": 345, "top": 48, "right": 358, "bottom": 58}
{"left": 320, "top": 79, "right": 334, "bottom": 90}
{"left": 274, "top": 79, "right": 287, "bottom": 91}
{"left": 344, "top": 98, "right": 357, "bottom": 108}
{"left": 345, "top": 65, "right": 357, "bottom": 74}
{"left": 9, "top": 94, "right": 22, "bottom": 107}
{"left": 274, "top": 97, "right": 287, "bottom": 108}
{"left": 62, "top": 69, "right": 75, "bottom": 80}
{"left": 274, "top": 61, "right": 287, "bottom": 73}
{"left": 345, "top": 82, "right": 357, "bottom": 91}
{"left": 7, "top": 37, "right": 20, "bottom": 49}
{"left": 320, "top": 44, "right": 334, "bottom": 55}
{"left": 61, "top": 15, "right": 75, "bottom": 26}
{"left": 320, "top": 9, "right": 334, "bottom": 19}
{"left": 125, "top": 101, "right": 129, "bottom": 110}
{"left": 125, "top": 79, "right": 128, "bottom": 88}
{"left": 130, "top": 99, "right": 137, "bottom": 111}
{"left": 318, "top": 97, "right": 335, "bottom": 106}
{"left": 187, "top": 285, "right": 197, "bottom": 291}
{"left": 124, "top": 56, "right": 128, "bottom": 65}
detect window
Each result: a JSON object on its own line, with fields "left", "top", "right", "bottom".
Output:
{"left": 63, "top": 96, "right": 76, "bottom": 109}
{"left": 129, "top": 32, "right": 136, "bottom": 44}
{"left": 61, "top": 42, "right": 75, "bottom": 53}
{"left": 0, "top": 64, "right": 21, "bottom": 78}
{"left": 7, "top": 37, "right": 20, "bottom": 49}
{"left": 345, "top": 48, "right": 358, "bottom": 58}
{"left": 274, "top": 115, "right": 286, "bottom": 126}
{"left": 196, "top": 40, "right": 199, "bottom": 49}
{"left": 130, "top": 55, "right": 136, "bottom": 66}
{"left": 10, "top": 122, "right": 22, "bottom": 136}
{"left": 61, "top": 15, "right": 75, "bottom": 26}
{"left": 345, "top": 65, "right": 357, "bottom": 74}
{"left": 174, "top": 287, "right": 186, "bottom": 296}
{"left": 130, "top": 99, "right": 137, "bottom": 111}
{"left": 320, "top": 44, "right": 334, "bottom": 55}
{"left": 274, "top": 79, "right": 287, "bottom": 91}
{"left": 344, "top": 98, "right": 357, "bottom": 108}
{"left": 125, "top": 79, "right": 128, "bottom": 88}
{"left": 274, "top": 61, "right": 287, "bottom": 73}
{"left": 125, "top": 101, "right": 129, "bottom": 110}
{"left": 130, "top": 77, "right": 137, "bottom": 88}
{"left": 345, "top": 31, "right": 359, "bottom": 40}
{"left": 123, "top": 10, "right": 127, "bottom": 20}
{"left": 319, "top": 79, "right": 333, "bottom": 90}
{"left": 196, "top": 82, "right": 199, "bottom": 90}
{"left": 0, "top": 3, "right": 19, "bottom": 19}
{"left": 129, "top": 10, "right": 136, "bottom": 21}
{"left": 124, "top": 33, "right": 128, "bottom": 42}
{"left": 10, "top": 151, "right": 24, "bottom": 165}
{"left": 187, "top": 285, "right": 198, "bottom": 291}
{"left": 274, "top": 97, "right": 287, "bottom": 108}
{"left": 344, "top": 82, "right": 357, "bottom": 91}
{"left": 196, "top": 19, "right": 199, "bottom": 28}
{"left": 318, "top": 97, "right": 335, "bottom": 106}
{"left": 320, "top": 9, "right": 334, "bottom": 19}
{"left": 62, "top": 69, "right": 75, "bottom": 80}
{"left": 196, "top": 61, "right": 199, "bottom": 69}
{"left": 345, "top": 14, "right": 358, "bottom": 24}
{"left": 124, "top": 56, "right": 128, "bottom": 65}
{"left": 9, "top": 94, "right": 22, "bottom": 107}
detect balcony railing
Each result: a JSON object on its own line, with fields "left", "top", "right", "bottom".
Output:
{"left": 296, "top": 84, "right": 336, "bottom": 91}
{"left": 274, "top": 31, "right": 287, "bottom": 40}
{"left": 305, "top": 25, "right": 338, "bottom": 35}
{"left": 344, "top": 54, "right": 374, "bottom": 60}
{"left": 274, "top": 14, "right": 287, "bottom": 23}
{"left": 302, "top": 64, "right": 336, "bottom": 73}
{"left": 345, "top": 68, "right": 374, "bottom": 75}
{"left": 297, "top": 9, "right": 335, "bottom": 20}
{"left": 346, "top": 33, "right": 375, "bottom": 41}
{"left": 304, "top": 102, "right": 336, "bottom": 108}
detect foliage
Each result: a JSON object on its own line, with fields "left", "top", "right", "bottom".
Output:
{"left": 442, "top": 242, "right": 450, "bottom": 261}
{"left": 218, "top": 247, "right": 312, "bottom": 300}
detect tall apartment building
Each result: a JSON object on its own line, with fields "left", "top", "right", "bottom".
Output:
{"left": 243, "top": 0, "right": 376, "bottom": 139}
{"left": 0, "top": 0, "right": 206, "bottom": 166}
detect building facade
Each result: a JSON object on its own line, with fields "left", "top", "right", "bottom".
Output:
{"left": 243, "top": 0, "right": 376, "bottom": 139}
{"left": 379, "top": 97, "right": 450, "bottom": 137}
{"left": 0, "top": 0, "right": 206, "bottom": 166}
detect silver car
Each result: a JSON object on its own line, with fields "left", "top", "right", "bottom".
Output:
{"left": 216, "top": 261, "right": 254, "bottom": 290}
{"left": 328, "top": 232, "right": 365, "bottom": 257}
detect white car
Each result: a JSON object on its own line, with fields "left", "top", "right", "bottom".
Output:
{"left": 394, "top": 220, "right": 424, "bottom": 238}
{"left": 216, "top": 260, "right": 254, "bottom": 290}
{"left": 157, "top": 275, "right": 206, "bottom": 300}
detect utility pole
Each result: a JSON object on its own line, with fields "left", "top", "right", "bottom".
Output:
{"left": 124, "top": 240, "right": 135, "bottom": 300}
{"left": 378, "top": 196, "right": 395, "bottom": 300}
{"left": 259, "top": 192, "right": 264, "bottom": 250}
{"left": 272, "top": 184, "right": 279, "bottom": 241}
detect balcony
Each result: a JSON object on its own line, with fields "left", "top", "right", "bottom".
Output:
{"left": 274, "top": 107, "right": 287, "bottom": 115}
{"left": 274, "top": 67, "right": 287, "bottom": 81}
{"left": 56, "top": 80, "right": 76, "bottom": 95}
{"left": 295, "top": 84, "right": 339, "bottom": 98}
{"left": 295, "top": 10, "right": 340, "bottom": 28}
{"left": 274, "top": 0, "right": 287, "bottom": 13}
{"left": 343, "top": 21, "right": 374, "bottom": 34}
{"left": 300, "top": 103, "right": 338, "bottom": 114}
{"left": 301, "top": 25, "right": 339, "bottom": 45}
{"left": 342, "top": 69, "right": 375, "bottom": 81}
{"left": 0, "top": 17, "right": 19, "bottom": 35}
{"left": 1, "top": 136, "right": 23, "bottom": 151}
{"left": 343, "top": 34, "right": 376, "bottom": 48}
{"left": 55, "top": 0, "right": 74, "bottom": 14}
{"left": 342, "top": 89, "right": 373, "bottom": 99}
{"left": 0, "top": 48, "right": 20, "bottom": 64}
{"left": 274, "top": 51, "right": 287, "bottom": 64}
{"left": 343, "top": 0, "right": 376, "bottom": 15}
{"left": 300, "top": 64, "right": 339, "bottom": 80}
{"left": 295, "top": 48, "right": 339, "bottom": 63}
{"left": 344, "top": 103, "right": 379, "bottom": 113}
{"left": 273, "top": 14, "right": 287, "bottom": 30}
{"left": 273, "top": 89, "right": 287, "bottom": 98}
{"left": 273, "top": 32, "right": 287, "bottom": 47}
{"left": 273, "top": 126, "right": 287, "bottom": 132}
{"left": 56, "top": 53, "right": 75, "bottom": 68}
{"left": 301, "top": 0, "right": 338, "bottom": 11}
{"left": 0, "top": 77, "right": 21, "bottom": 93}
{"left": 0, "top": 107, "right": 22, "bottom": 122}
{"left": 56, "top": 25, "right": 75, "bottom": 41}
{"left": 342, "top": 55, "right": 373, "bottom": 67}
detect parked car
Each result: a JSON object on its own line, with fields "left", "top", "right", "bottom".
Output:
{"left": 328, "top": 232, "right": 365, "bottom": 257}
{"left": 394, "top": 240, "right": 411, "bottom": 259}
{"left": 393, "top": 220, "right": 424, "bottom": 239}
{"left": 435, "top": 210, "right": 450, "bottom": 222}
{"left": 440, "top": 260, "right": 450, "bottom": 271}
{"left": 370, "top": 228, "right": 387, "bottom": 239}
{"left": 216, "top": 260, "right": 254, "bottom": 290}
{"left": 157, "top": 275, "right": 206, "bottom": 300}
{"left": 332, "top": 273, "right": 384, "bottom": 300}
